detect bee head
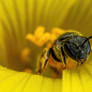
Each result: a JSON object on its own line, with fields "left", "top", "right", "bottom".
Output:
{"left": 64, "top": 35, "right": 92, "bottom": 64}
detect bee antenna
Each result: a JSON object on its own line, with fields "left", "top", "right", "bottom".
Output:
{"left": 81, "top": 36, "right": 92, "bottom": 47}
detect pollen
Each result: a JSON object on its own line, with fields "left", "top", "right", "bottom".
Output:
{"left": 24, "top": 68, "right": 33, "bottom": 74}
{"left": 21, "top": 48, "right": 31, "bottom": 63}
{"left": 26, "top": 26, "right": 50, "bottom": 47}
{"left": 50, "top": 28, "right": 65, "bottom": 42}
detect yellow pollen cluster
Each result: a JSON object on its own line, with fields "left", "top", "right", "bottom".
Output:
{"left": 26, "top": 26, "right": 50, "bottom": 47}
{"left": 26, "top": 26, "right": 65, "bottom": 47}
{"left": 21, "top": 48, "right": 31, "bottom": 63}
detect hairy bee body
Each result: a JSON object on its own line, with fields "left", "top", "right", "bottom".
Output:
{"left": 37, "top": 31, "right": 91, "bottom": 77}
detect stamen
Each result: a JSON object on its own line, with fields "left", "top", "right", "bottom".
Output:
{"left": 26, "top": 26, "right": 50, "bottom": 47}
{"left": 34, "top": 26, "right": 45, "bottom": 38}
{"left": 21, "top": 48, "right": 31, "bottom": 63}
{"left": 51, "top": 28, "right": 65, "bottom": 35}
{"left": 50, "top": 28, "right": 65, "bottom": 42}
{"left": 24, "top": 68, "right": 33, "bottom": 74}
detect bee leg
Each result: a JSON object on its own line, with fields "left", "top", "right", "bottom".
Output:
{"left": 37, "top": 48, "right": 51, "bottom": 74}
{"left": 61, "top": 47, "right": 66, "bottom": 67}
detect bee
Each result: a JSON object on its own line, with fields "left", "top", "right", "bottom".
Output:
{"left": 37, "top": 32, "right": 92, "bottom": 77}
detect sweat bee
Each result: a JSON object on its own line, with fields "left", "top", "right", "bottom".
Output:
{"left": 37, "top": 31, "right": 92, "bottom": 77}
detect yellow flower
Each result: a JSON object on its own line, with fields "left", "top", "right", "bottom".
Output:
{"left": 0, "top": 0, "right": 92, "bottom": 92}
